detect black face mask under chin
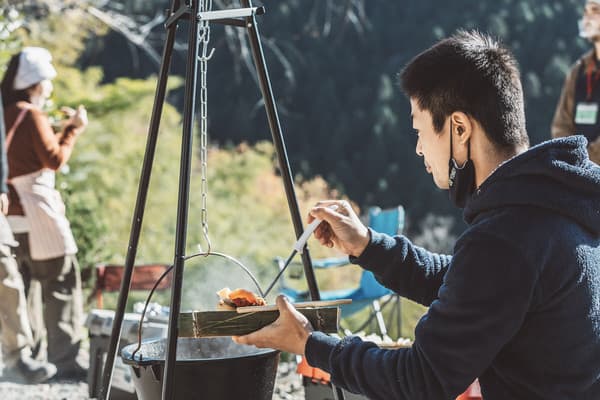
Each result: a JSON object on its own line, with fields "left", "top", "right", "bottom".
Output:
{"left": 448, "top": 122, "right": 476, "bottom": 208}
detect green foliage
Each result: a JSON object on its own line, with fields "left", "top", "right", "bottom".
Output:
{"left": 0, "top": 7, "right": 23, "bottom": 72}
{"left": 8, "top": 4, "right": 106, "bottom": 67}
{"left": 55, "top": 72, "right": 185, "bottom": 273}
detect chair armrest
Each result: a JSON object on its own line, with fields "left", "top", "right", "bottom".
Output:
{"left": 271, "top": 255, "right": 351, "bottom": 299}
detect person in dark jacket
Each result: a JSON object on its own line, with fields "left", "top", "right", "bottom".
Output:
{"left": 234, "top": 30, "right": 600, "bottom": 400}
{"left": 552, "top": 0, "right": 600, "bottom": 164}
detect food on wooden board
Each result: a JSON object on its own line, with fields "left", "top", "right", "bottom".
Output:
{"left": 217, "top": 287, "right": 266, "bottom": 310}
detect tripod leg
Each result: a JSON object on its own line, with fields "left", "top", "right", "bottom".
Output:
{"left": 99, "top": 2, "right": 182, "bottom": 399}
{"left": 162, "top": 0, "right": 202, "bottom": 398}
{"left": 240, "top": 0, "right": 322, "bottom": 302}
{"left": 241, "top": 1, "right": 345, "bottom": 398}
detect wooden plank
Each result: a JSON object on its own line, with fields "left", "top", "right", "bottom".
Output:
{"left": 178, "top": 307, "right": 340, "bottom": 337}
{"left": 236, "top": 299, "right": 352, "bottom": 313}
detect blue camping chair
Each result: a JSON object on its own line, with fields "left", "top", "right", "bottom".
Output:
{"left": 275, "top": 206, "right": 405, "bottom": 338}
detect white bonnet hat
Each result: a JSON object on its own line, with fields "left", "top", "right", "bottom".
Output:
{"left": 13, "top": 47, "right": 57, "bottom": 90}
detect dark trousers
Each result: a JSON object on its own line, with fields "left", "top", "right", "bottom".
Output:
{"left": 13, "top": 233, "right": 83, "bottom": 371}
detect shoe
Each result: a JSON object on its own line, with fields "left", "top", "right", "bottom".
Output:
{"left": 53, "top": 362, "right": 87, "bottom": 382}
{"left": 3, "top": 356, "right": 57, "bottom": 384}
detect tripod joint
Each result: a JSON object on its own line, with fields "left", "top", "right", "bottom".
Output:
{"left": 165, "top": 6, "right": 265, "bottom": 29}
{"left": 165, "top": 5, "right": 192, "bottom": 29}
{"left": 198, "top": 6, "right": 265, "bottom": 21}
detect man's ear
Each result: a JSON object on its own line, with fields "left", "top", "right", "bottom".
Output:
{"left": 451, "top": 112, "right": 472, "bottom": 144}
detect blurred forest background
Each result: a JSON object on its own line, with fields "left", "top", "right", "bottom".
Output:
{"left": 0, "top": 0, "right": 589, "bottom": 339}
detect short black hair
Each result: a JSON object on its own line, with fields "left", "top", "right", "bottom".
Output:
{"left": 400, "top": 30, "right": 529, "bottom": 150}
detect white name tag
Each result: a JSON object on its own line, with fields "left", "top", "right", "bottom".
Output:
{"left": 575, "top": 102, "right": 598, "bottom": 125}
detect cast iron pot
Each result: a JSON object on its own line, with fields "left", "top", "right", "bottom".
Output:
{"left": 121, "top": 337, "right": 280, "bottom": 400}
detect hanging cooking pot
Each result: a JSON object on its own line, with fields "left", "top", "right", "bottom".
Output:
{"left": 119, "top": 252, "right": 278, "bottom": 400}
{"left": 121, "top": 336, "right": 279, "bottom": 400}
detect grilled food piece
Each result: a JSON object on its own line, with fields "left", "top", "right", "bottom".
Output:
{"left": 216, "top": 287, "right": 266, "bottom": 310}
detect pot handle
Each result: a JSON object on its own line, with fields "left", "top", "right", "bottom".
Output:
{"left": 130, "top": 251, "right": 264, "bottom": 360}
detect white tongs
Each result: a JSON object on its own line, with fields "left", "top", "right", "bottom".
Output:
{"left": 262, "top": 205, "right": 339, "bottom": 297}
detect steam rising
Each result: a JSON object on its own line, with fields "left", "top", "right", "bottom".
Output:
{"left": 180, "top": 256, "right": 266, "bottom": 311}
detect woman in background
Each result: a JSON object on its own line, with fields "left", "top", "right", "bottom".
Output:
{"left": 1, "top": 47, "right": 88, "bottom": 380}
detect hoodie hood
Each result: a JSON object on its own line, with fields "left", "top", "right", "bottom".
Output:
{"left": 464, "top": 136, "right": 600, "bottom": 235}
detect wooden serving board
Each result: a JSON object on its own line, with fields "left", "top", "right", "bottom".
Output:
{"left": 179, "top": 307, "right": 340, "bottom": 337}
{"left": 236, "top": 299, "right": 352, "bottom": 313}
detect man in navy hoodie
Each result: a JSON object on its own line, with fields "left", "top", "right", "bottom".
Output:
{"left": 234, "top": 30, "right": 600, "bottom": 399}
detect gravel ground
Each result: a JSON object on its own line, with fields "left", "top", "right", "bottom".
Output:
{"left": 0, "top": 357, "right": 305, "bottom": 400}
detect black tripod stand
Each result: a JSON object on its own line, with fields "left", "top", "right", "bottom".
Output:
{"left": 98, "top": 1, "right": 346, "bottom": 399}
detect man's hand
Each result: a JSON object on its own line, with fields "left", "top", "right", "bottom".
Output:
{"left": 309, "top": 200, "right": 370, "bottom": 258}
{"left": 0, "top": 193, "right": 8, "bottom": 215}
{"left": 232, "top": 295, "right": 313, "bottom": 356}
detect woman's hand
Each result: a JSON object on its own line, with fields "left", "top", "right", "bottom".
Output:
{"left": 232, "top": 295, "right": 314, "bottom": 356}
{"left": 62, "top": 105, "right": 88, "bottom": 132}
{"left": 0, "top": 193, "right": 9, "bottom": 215}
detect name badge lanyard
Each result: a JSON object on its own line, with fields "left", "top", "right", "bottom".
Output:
{"left": 586, "top": 60, "right": 600, "bottom": 101}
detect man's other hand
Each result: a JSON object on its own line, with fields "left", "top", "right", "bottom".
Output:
{"left": 232, "top": 295, "right": 314, "bottom": 356}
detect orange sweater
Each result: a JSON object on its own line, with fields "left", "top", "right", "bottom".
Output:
{"left": 3, "top": 101, "right": 79, "bottom": 215}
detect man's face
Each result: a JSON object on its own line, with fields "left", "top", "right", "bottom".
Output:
{"left": 583, "top": 2, "right": 600, "bottom": 40}
{"left": 410, "top": 98, "right": 450, "bottom": 189}
{"left": 585, "top": 1, "right": 600, "bottom": 18}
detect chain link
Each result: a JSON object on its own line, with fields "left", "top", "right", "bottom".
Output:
{"left": 198, "top": 0, "right": 214, "bottom": 254}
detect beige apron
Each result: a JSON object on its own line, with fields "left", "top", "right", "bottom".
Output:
{"left": 10, "top": 169, "right": 77, "bottom": 260}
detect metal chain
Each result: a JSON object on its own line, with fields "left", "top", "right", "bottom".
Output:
{"left": 198, "top": 0, "right": 215, "bottom": 254}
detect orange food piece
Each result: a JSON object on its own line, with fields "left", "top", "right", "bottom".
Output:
{"left": 228, "top": 288, "right": 266, "bottom": 307}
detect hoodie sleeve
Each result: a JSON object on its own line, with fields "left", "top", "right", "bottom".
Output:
{"left": 350, "top": 229, "right": 451, "bottom": 306}
{"left": 307, "top": 231, "right": 536, "bottom": 400}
